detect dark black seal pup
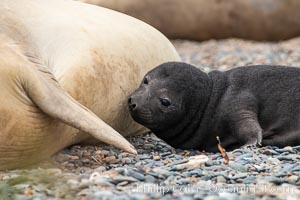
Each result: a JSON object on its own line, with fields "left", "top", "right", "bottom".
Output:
{"left": 128, "top": 62, "right": 300, "bottom": 152}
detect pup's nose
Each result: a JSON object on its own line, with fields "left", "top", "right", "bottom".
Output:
{"left": 128, "top": 97, "right": 137, "bottom": 110}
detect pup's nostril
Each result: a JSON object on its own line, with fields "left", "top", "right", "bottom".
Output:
{"left": 131, "top": 103, "right": 137, "bottom": 109}
{"left": 128, "top": 97, "right": 137, "bottom": 110}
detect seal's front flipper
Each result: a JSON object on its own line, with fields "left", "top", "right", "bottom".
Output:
{"left": 231, "top": 110, "right": 263, "bottom": 148}
{"left": 20, "top": 53, "right": 137, "bottom": 154}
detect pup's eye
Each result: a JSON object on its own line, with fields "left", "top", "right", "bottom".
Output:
{"left": 143, "top": 77, "right": 148, "bottom": 85}
{"left": 160, "top": 98, "right": 171, "bottom": 107}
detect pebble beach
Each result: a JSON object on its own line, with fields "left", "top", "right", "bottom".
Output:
{"left": 0, "top": 38, "right": 300, "bottom": 200}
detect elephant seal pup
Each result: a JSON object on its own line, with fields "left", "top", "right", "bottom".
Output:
{"left": 81, "top": 0, "right": 300, "bottom": 41}
{"left": 0, "top": 0, "right": 180, "bottom": 170}
{"left": 129, "top": 62, "right": 300, "bottom": 152}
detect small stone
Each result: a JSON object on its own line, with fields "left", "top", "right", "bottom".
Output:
{"left": 66, "top": 163, "right": 75, "bottom": 168}
{"left": 170, "top": 165, "right": 186, "bottom": 171}
{"left": 125, "top": 170, "right": 145, "bottom": 181}
{"left": 147, "top": 172, "right": 164, "bottom": 179}
{"left": 201, "top": 175, "right": 212, "bottom": 181}
{"left": 189, "top": 170, "right": 203, "bottom": 176}
{"left": 160, "top": 152, "right": 172, "bottom": 157}
{"left": 150, "top": 193, "right": 163, "bottom": 199}
{"left": 231, "top": 173, "right": 248, "bottom": 179}
{"left": 219, "top": 192, "right": 239, "bottom": 200}
{"left": 112, "top": 176, "right": 138, "bottom": 184}
{"left": 267, "top": 157, "right": 280, "bottom": 164}
{"left": 159, "top": 194, "right": 174, "bottom": 200}
{"left": 274, "top": 172, "right": 286, "bottom": 177}
{"left": 122, "top": 158, "right": 132, "bottom": 164}
{"left": 105, "top": 156, "right": 120, "bottom": 164}
{"left": 204, "top": 195, "right": 227, "bottom": 200}
{"left": 216, "top": 176, "right": 227, "bottom": 183}
{"left": 78, "top": 181, "right": 90, "bottom": 190}
{"left": 205, "top": 161, "right": 214, "bottom": 167}
{"left": 287, "top": 175, "right": 299, "bottom": 184}
{"left": 292, "top": 165, "right": 300, "bottom": 172}
{"left": 179, "top": 155, "right": 209, "bottom": 169}
{"left": 81, "top": 159, "right": 90, "bottom": 164}
{"left": 234, "top": 160, "right": 248, "bottom": 166}
{"left": 76, "top": 151, "right": 84, "bottom": 158}
{"left": 237, "top": 153, "right": 253, "bottom": 160}
{"left": 105, "top": 156, "right": 116, "bottom": 161}
{"left": 117, "top": 181, "right": 129, "bottom": 186}
{"left": 163, "top": 158, "right": 172, "bottom": 165}
{"left": 176, "top": 178, "right": 190, "bottom": 185}
{"left": 112, "top": 195, "right": 130, "bottom": 200}
{"left": 83, "top": 151, "right": 91, "bottom": 157}
{"left": 281, "top": 164, "right": 294, "bottom": 172}
{"left": 89, "top": 172, "right": 114, "bottom": 186}
{"left": 67, "top": 179, "right": 78, "bottom": 185}
{"left": 130, "top": 193, "right": 150, "bottom": 200}
{"left": 175, "top": 149, "right": 184, "bottom": 154}
{"left": 243, "top": 176, "right": 256, "bottom": 184}
{"left": 32, "top": 198, "right": 43, "bottom": 200}
{"left": 193, "top": 193, "right": 207, "bottom": 200}
{"left": 212, "top": 160, "right": 221, "bottom": 165}
{"left": 152, "top": 168, "right": 169, "bottom": 175}
{"left": 283, "top": 146, "right": 294, "bottom": 153}
{"left": 188, "top": 151, "right": 198, "bottom": 156}
{"left": 94, "top": 166, "right": 106, "bottom": 173}
{"left": 154, "top": 161, "right": 164, "bottom": 167}
{"left": 174, "top": 155, "right": 184, "bottom": 160}
{"left": 131, "top": 173, "right": 146, "bottom": 182}
{"left": 265, "top": 176, "right": 284, "bottom": 185}
{"left": 276, "top": 155, "right": 296, "bottom": 161}
{"left": 292, "top": 145, "right": 300, "bottom": 151}
{"left": 144, "top": 175, "right": 156, "bottom": 183}
{"left": 69, "top": 155, "right": 79, "bottom": 160}
{"left": 153, "top": 156, "right": 160, "bottom": 161}
{"left": 138, "top": 155, "right": 152, "bottom": 160}
{"left": 239, "top": 194, "right": 256, "bottom": 200}
{"left": 145, "top": 144, "right": 155, "bottom": 149}
{"left": 179, "top": 195, "right": 194, "bottom": 200}
{"left": 228, "top": 162, "right": 247, "bottom": 172}
{"left": 91, "top": 191, "right": 114, "bottom": 199}
{"left": 101, "top": 150, "right": 110, "bottom": 156}
{"left": 47, "top": 168, "right": 63, "bottom": 174}
{"left": 170, "top": 159, "right": 189, "bottom": 166}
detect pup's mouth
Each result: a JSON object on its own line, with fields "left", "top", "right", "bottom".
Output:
{"left": 129, "top": 106, "right": 154, "bottom": 127}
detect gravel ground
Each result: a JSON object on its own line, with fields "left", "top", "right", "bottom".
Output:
{"left": 0, "top": 38, "right": 300, "bottom": 200}
{"left": 173, "top": 38, "right": 300, "bottom": 71}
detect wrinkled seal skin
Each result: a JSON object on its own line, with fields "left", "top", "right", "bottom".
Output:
{"left": 81, "top": 0, "right": 300, "bottom": 41}
{"left": 0, "top": 0, "right": 180, "bottom": 170}
{"left": 129, "top": 62, "right": 300, "bottom": 152}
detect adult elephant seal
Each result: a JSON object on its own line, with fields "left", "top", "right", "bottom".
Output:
{"left": 81, "top": 0, "right": 300, "bottom": 41}
{"left": 129, "top": 62, "right": 300, "bottom": 152}
{"left": 0, "top": 0, "right": 180, "bottom": 170}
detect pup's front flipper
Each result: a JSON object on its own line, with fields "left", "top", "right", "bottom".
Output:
{"left": 230, "top": 110, "right": 263, "bottom": 148}
{"left": 221, "top": 91, "right": 262, "bottom": 149}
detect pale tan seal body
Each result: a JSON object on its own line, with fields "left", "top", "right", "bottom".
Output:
{"left": 0, "top": 0, "right": 180, "bottom": 170}
{"left": 82, "top": 0, "right": 300, "bottom": 41}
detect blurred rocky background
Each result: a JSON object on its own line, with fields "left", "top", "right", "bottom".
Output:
{"left": 82, "top": 0, "right": 300, "bottom": 41}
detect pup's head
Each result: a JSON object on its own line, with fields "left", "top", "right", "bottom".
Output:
{"left": 128, "top": 62, "right": 211, "bottom": 140}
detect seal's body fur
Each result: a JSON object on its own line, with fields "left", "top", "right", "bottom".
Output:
{"left": 0, "top": 0, "right": 180, "bottom": 170}
{"left": 82, "top": 0, "right": 300, "bottom": 41}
